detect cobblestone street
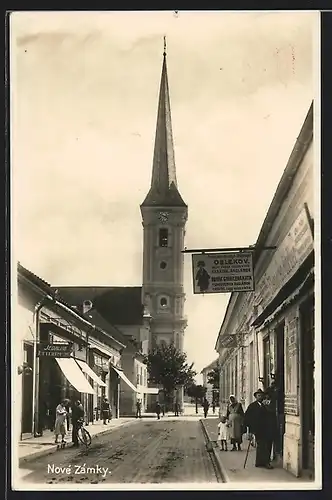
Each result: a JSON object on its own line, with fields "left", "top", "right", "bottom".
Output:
{"left": 19, "top": 419, "right": 220, "bottom": 485}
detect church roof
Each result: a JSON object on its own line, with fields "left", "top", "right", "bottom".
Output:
{"left": 53, "top": 286, "right": 144, "bottom": 326}
{"left": 141, "top": 46, "right": 187, "bottom": 208}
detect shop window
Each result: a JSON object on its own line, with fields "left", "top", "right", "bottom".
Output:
{"left": 159, "top": 228, "right": 168, "bottom": 247}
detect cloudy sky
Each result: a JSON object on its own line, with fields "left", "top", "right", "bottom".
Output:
{"left": 11, "top": 10, "right": 316, "bottom": 375}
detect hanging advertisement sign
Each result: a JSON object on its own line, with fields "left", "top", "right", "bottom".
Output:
{"left": 37, "top": 343, "right": 72, "bottom": 358}
{"left": 192, "top": 251, "right": 254, "bottom": 294}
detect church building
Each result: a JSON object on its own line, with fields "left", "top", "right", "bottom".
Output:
{"left": 140, "top": 41, "right": 188, "bottom": 356}
{"left": 52, "top": 42, "right": 188, "bottom": 414}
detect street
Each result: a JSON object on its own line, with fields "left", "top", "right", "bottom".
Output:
{"left": 19, "top": 419, "right": 220, "bottom": 484}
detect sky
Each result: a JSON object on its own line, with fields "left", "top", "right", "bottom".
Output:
{"left": 11, "top": 10, "right": 316, "bottom": 376}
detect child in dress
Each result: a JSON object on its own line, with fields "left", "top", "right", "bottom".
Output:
{"left": 217, "top": 415, "right": 229, "bottom": 451}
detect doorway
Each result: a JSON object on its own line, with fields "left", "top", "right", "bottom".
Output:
{"left": 300, "top": 296, "right": 315, "bottom": 476}
{"left": 275, "top": 322, "right": 285, "bottom": 457}
{"left": 21, "top": 343, "right": 33, "bottom": 434}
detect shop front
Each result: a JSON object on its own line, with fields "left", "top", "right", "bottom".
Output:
{"left": 37, "top": 324, "right": 101, "bottom": 433}
{"left": 251, "top": 205, "right": 314, "bottom": 477}
{"left": 110, "top": 363, "right": 140, "bottom": 416}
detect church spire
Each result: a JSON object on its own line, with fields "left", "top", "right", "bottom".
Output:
{"left": 141, "top": 38, "right": 187, "bottom": 208}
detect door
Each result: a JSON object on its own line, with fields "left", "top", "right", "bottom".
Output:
{"left": 275, "top": 322, "right": 285, "bottom": 457}
{"left": 263, "top": 336, "right": 271, "bottom": 390}
{"left": 21, "top": 343, "right": 33, "bottom": 433}
{"left": 300, "top": 297, "right": 315, "bottom": 475}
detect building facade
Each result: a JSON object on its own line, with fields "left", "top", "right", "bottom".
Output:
{"left": 201, "top": 358, "right": 219, "bottom": 404}
{"left": 140, "top": 46, "right": 188, "bottom": 409}
{"left": 215, "top": 103, "right": 315, "bottom": 478}
{"left": 55, "top": 286, "right": 154, "bottom": 416}
{"left": 15, "top": 264, "right": 125, "bottom": 441}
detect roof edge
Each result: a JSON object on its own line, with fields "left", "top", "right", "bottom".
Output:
{"left": 215, "top": 101, "right": 313, "bottom": 351}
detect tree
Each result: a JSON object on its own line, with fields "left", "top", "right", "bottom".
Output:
{"left": 144, "top": 344, "right": 196, "bottom": 406}
{"left": 186, "top": 384, "right": 207, "bottom": 413}
{"left": 207, "top": 367, "right": 220, "bottom": 389}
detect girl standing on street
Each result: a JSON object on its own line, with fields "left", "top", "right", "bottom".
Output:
{"left": 217, "top": 415, "right": 229, "bottom": 451}
{"left": 54, "top": 400, "right": 68, "bottom": 444}
{"left": 226, "top": 395, "right": 244, "bottom": 451}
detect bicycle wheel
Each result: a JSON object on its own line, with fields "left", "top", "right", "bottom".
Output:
{"left": 77, "top": 427, "right": 91, "bottom": 447}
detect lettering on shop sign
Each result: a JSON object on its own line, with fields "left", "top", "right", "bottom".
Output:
{"left": 254, "top": 206, "right": 313, "bottom": 311}
{"left": 192, "top": 251, "right": 254, "bottom": 294}
{"left": 284, "top": 395, "right": 299, "bottom": 416}
{"left": 285, "top": 313, "right": 299, "bottom": 415}
{"left": 37, "top": 343, "right": 72, "bottom": 358}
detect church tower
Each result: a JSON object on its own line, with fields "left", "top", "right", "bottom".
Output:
{"left": 140, "top": 40, "right": 188, "bottom": 355}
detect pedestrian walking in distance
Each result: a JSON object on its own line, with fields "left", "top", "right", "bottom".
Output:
{"left": 212, "top": 400, "right": 216, "bottom": 414}
{"left": 54, "top": 399, "right": 68, "bottom": 445}
{"left": 174, "top": 401, "right": 180, "bottom": 416}
{"left": 136, "top": 399, "right": 142, "bottom": 419}
{"left": 244, "top": 389, "right": 274, "bottom": 469}
{"left": 203, "top": 398, "right": 210, "bottom": 418}
{"left": 226, "top": 394, "right": 244, "bottom": 451}
{"left": 101, "top": 397, "right": 111, "bottom": 425}
{"left": 71, "top": 399, "right": 85, "bottom": 447}
{"left": 156, "top": 401, "right": 161, "bottom": 420}
{"left": 217, "top": 415, "right": 229, "bottom": 451}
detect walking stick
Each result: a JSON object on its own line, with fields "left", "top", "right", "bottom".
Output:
{"left": 244, "top": 437, "right": 252, "bottom": 469}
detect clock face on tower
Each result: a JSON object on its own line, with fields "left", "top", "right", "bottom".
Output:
{"left": 158, "top": 211, "right": 169, "bottom": 223}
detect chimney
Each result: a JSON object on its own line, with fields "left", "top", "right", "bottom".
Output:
{"left": 83, "top": 300, "right": 93, "bottom": 314}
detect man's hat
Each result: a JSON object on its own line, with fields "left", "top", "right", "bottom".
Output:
{"left": 254, "top": 389, "right": 265, "bottom": 397}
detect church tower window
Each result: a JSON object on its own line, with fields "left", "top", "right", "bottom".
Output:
{"left": 159, "top": 228, "right": 168, "bottom": 247}
{"left": 160, "top": 297, "right": 168, "bottom": 307}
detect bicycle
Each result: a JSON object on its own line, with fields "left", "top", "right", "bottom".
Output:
{"left": 77, "top": 419, "right": 92, "bottom": 448}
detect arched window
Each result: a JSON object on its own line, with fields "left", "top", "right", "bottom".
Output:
{"left": 160, "top": 297, "right": 168, "bottom": 307}
{"left": 159, "top": 228, "right": 168, "bottom": 247}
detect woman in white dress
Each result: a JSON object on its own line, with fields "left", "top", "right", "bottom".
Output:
{"left": 54, "top": 400, "right": 68, "bottom": 444}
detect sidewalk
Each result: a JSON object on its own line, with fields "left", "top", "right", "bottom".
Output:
{"left": 18, "top": 418, "right": 136, "bottom": 464}
{"left": 201, "top": 418, "right": 308, "bottom": 484}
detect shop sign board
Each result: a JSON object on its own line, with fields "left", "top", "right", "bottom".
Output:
{"left": 254, "top": 206, "right": 313, "bottom": 311}
{"left": 37, "top": 343, "right": 72, "bottom": 357}
{"left": 192, "top": 251, "right": 254, "bottom": 294}
{"left": 219, "top": 334, "right": 239, "bottom": 349}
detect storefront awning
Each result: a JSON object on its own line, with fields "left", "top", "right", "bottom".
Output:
{"left": 137, "top": 385, "right": 159, "bottom": 394}
{"left": 75, "top": 359, "right": 107, "bottom": 387}
{"left": 111, "top": 365, "right": 139, "bottom": 393}
{"left": 55, "top": 357, "right": 95, "bottom": 395}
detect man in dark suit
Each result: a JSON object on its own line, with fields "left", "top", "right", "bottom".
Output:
{"left": 244, "top": 389, "right": 274, "bottom": 469}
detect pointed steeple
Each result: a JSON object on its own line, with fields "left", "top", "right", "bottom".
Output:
{"left": 141, "top": 38, "right": 187, "bottom": 208}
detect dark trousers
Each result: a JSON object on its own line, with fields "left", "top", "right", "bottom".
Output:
{"left": 66, "top": 414, "right": 70, "bottom": 431}
{"left": 157, "top": 413, "right": 160, "bottom": 420}
{"left": 136, "top": 409, "right": 142, "bottom": 418}
{"left": 72, "top": 421, "right": 79, "bottom": 445}
{"left": 255, "top": 438, "right": 273, "bottom": 466}
{"left": 204, "top": 409, "right": 208, "bottom": 418}
{"left": 102, "top": 410, "right": 109, "bottom": 424}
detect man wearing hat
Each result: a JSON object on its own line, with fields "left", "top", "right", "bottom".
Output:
{"left": 244, "top": 389, "right": 274, "bottom": 469}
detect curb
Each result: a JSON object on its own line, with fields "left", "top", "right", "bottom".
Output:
{"left": 18, "top": 420, "right": 137, "bottom": 466}
{"left": 200, "top": 419, "right": 230, "bottom": 483}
